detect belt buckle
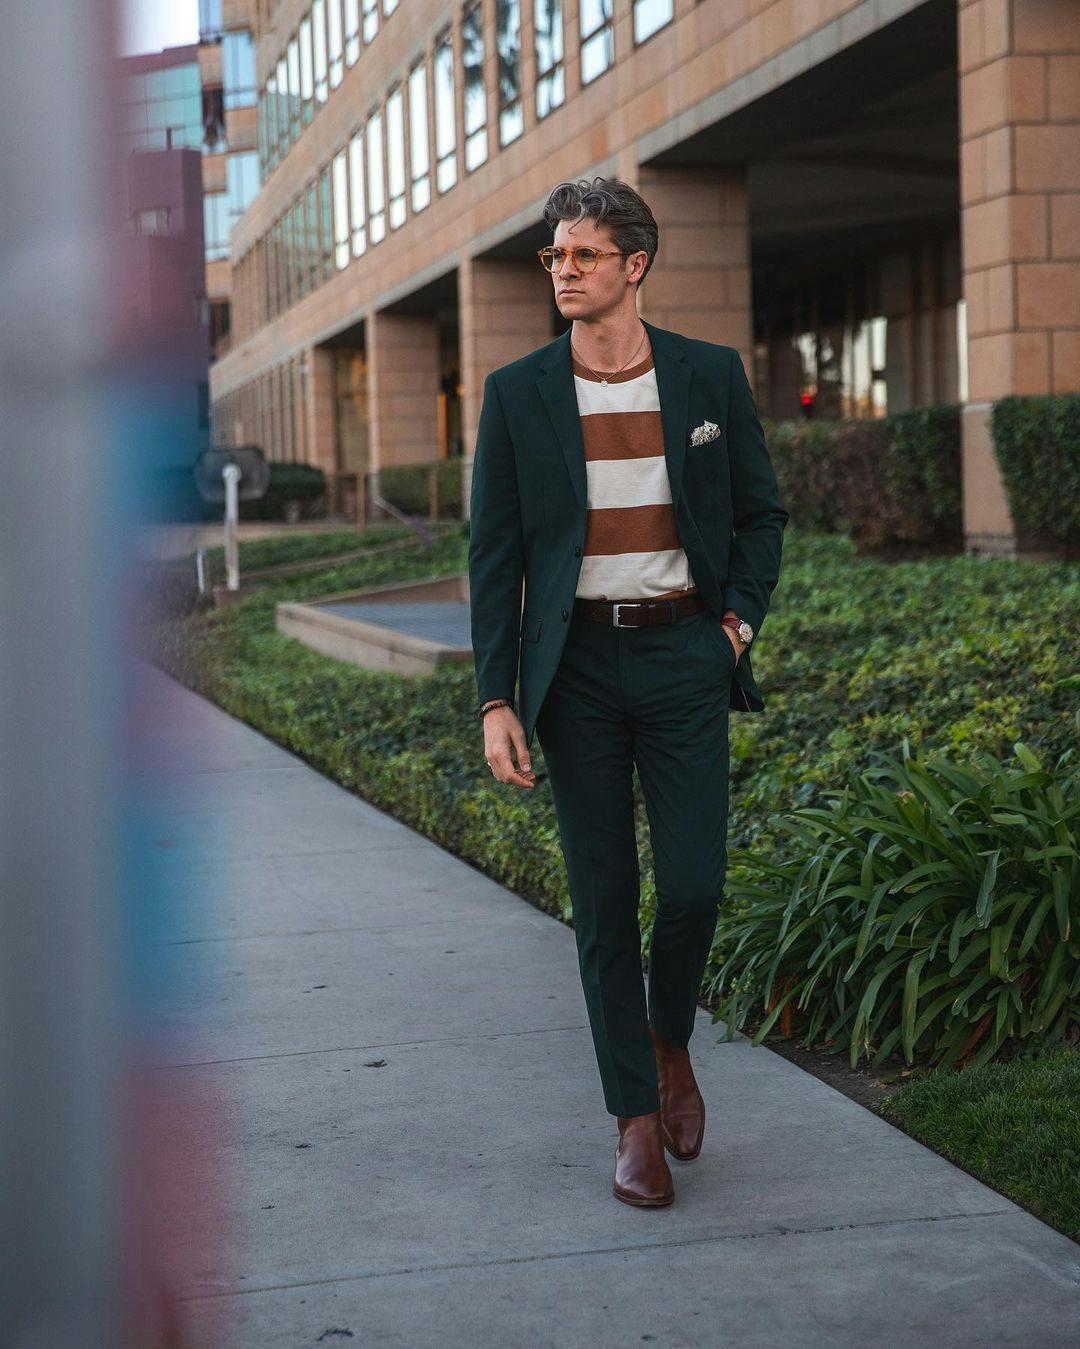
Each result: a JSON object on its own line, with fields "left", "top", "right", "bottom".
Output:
{"left": 612, "top": 602, "right": 642, "bottom": 627}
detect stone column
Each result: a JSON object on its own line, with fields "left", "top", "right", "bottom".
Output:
{"left": 959, "top": 0, "right": 1080, "bottom": 553}
{"left": 631, "top": 162, "right": 753, "bottom": 366}
{"left": 459, "top": 254, "right": 552, "bottom": 519}
{"left": 365, "top": 310, "right": 442, "bottom": 517}
{"left": 304, "top": 344, "right": 338, "bottom": 505}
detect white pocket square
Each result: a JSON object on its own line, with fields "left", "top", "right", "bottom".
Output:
{"left": 689, "top": 419, "right": 723, "bottom": 446}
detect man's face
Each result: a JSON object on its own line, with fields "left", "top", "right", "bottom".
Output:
{"left": 550, "top": 218, "right": 643, "bottom": 319}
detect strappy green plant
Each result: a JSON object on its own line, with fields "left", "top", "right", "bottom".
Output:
{"left": 711, "top": 711, "right": 1080, "bottom": 1071}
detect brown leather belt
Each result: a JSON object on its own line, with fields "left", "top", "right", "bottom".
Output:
{"left": 572, "top": 591, "right": 708, "bottom": 628}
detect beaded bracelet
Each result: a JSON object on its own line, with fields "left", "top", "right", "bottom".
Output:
{"left": 479, "top": 698, "right": 513, "bottom": 718}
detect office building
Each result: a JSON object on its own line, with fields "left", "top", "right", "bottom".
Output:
{"left": 209, "top": 0, "right": 1080, "bottom": 551}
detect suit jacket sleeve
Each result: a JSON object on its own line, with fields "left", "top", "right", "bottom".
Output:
{"left": 720, "top": 346, "right": 789, "bottom": 636}
{"left": 467, "top": 372, "right": 525, "bottom": 709}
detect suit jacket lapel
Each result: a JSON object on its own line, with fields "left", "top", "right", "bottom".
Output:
{"left": 535, "top": 319, "right": 692, "bottom": 516}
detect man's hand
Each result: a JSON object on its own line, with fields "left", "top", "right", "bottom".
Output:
{"left": 721, "top": 612, "right": 746, "bottom": 665}
{"left": 483, "top": 706, "right": 537, "bottom": 789}
{"left": 721, "top": 627, "right": 745, "bottom": 664}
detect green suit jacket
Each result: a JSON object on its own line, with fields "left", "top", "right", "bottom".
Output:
{"left": 468, "top": 319, "right": 789, "bottom": 752}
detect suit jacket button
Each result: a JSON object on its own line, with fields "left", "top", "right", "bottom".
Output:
{"left": 561, "top": 608, "right": 569, "bottom": 621}
{"left": 573, "top": 545, "right": 581, "bottom": 556}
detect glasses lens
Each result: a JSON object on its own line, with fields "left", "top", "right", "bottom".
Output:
{"left": 542, "top": 248, "right": 600, "bottom": 272}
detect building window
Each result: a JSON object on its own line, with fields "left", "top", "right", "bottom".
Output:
{"left": 328, "top": 0, "right": 344, "bottom": 87}
{"left": 362, "top": 0, "right": 379, "bottom": 44}
{"left": 202, "top": 84, "right": 226, "bottom": 153}
{"left": 434, "top": 30, "right": 457, "bottom": 193}
{"left": 319, "top": 165, "right": 334, "bottom": 281}
{"left": 299, "top": 15, "right": 314, "bottom": 126}
{"left": 136, "top": 206, "right": 171, "bottom": 236}
{"left": 408, "top": 62, "right": 431, "bottom": 212}
{"left": 535, "top": 0, "right": 564, "bottom": 119}
{"left": 386, "top": 85, "right": 407, "bottom": 229}
{"left": 258, "top": 88, "right": 268, "bottom": 179}
{"left": 313, "top": 0, "right": 329, "bottom": 104}
{"left": 632, "top": 0, "right": 672, "bottom": 45}
{"left": 204, "top": 193, "right": 229, "bottom": 260}
{"left": 277, "top": 56, "right": 291, "bottom": 156}
{"left": 383, "top": 0, "right": 399, "bottom": 14}
{"left": 497, "top": 0, "right": 523, "bottom": 147}
{"left": 264, "top": 77, "right": 278, "bottom": 172}
{"left": 462, "top": 2, "right": 488, "bottom": 172}
{"left": 199, "top": 0, "right": 223, "bottom": 39}
{"left": 348, "top": 130, "right": 367, "bottom": 256}
{"left": 580, "top": 0, "right": 613, "bottom": 85}
{"left": 267, "top": 219, "right": 280, "bottom": 317}
{"left": 306, "top": 180, "right": 319, "bottom": 291}
{"left": 287, "top": 35, "right": 301, "bottom": 139}
{"left": 222, "top": 31, "right": 255, "bottom": 109}
{"left": 281, "top": 208, "right": 294, "bottom": 308}
{"left": 332, "top": 149, "right": 350, "bottom": 268}
{"left": 345, "top": 0, "right": 361, "bottom": 63}
{"left": 366, "top": 109, "right": 386, "bottom": 244}
{"left": 293, "top": 195, "right": 307, "bottom": 299}
{"left": 227, "top": 150, "right": 260, "bottom": 228}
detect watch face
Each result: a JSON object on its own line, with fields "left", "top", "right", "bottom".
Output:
{"left": 738, "top": 621, "right": 753, "bottom": 643}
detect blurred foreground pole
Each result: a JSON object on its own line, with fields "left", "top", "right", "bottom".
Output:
{"left": 0, "top": 2, "right": 153, "bottom": 1345}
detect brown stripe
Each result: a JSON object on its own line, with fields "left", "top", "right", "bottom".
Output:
{"left": 581, "top": 410, "right": 664, "bottom": 461}
{"left": 586, "top": 503, "right": 683, "bottom": 555}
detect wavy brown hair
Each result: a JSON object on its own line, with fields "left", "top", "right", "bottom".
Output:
{"left": 541, "top": 176, "right": 659, "bottom": 290}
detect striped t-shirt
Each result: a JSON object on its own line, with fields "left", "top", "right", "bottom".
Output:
{"left": 571, "top": 340, "right": 698, "bottom": 602}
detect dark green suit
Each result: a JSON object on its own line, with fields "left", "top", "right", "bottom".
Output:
{"left": 468, "top": 319, "right": 787, "bottom": 1116}
{"left": 468, "top": 320, "right": 787, "bottom": 748}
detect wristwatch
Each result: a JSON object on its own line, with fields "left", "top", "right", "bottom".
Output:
{"left": 721, "top": 614, "right": 754, "bottom": 645}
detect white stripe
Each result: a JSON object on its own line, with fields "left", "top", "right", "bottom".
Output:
{"left": 573, "top": 366, "right": 661, "bottom": 416}
{"left": 575, "top": 549, "right": 696, "bottom": 600}
{"left": 586, "top": 455, "right": 671, "bottom": 509}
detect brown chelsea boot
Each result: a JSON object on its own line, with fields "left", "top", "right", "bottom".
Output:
{"left": 612, "top": 1109, "right": 674, "bottom": 1207}
{"left": 650, "top": 1025, "right": 706, "bottom": 1160}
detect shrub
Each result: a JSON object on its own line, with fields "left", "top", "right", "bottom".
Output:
{"left": 240, "top": 462, "right": 328, "bottom": 522}
{"left": 378, "top": 458, "right": 463, "bottom": 517}
{"left": 711, "top": 721, "right": 1080, "bottom": 1071}
{"left": 882, "top": 404, "right": 963, "bottom": 545}
{"left": 991, "top": 393, "right": 1080, "bottom": 549}
{"left": 763, "top": 405, "right": 962, "bottom": 551}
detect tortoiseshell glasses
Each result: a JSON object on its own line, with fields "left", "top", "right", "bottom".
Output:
{"left": 537, "top": 246, "right": 629, "bottom": 273}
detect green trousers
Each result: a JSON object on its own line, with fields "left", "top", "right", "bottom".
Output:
{"left": 534, "top": 604, "right": 733, "bottom": 1118}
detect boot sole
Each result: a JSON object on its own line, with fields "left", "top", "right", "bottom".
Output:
{"left": 612, "top": 1182, "right": 674, "bottom": 1207}
{"left": 663, "top": 1137, "right": 703, "bottom": 1161}
{"left": 662, "top": 1121, "right": 704, "bottom": 1160}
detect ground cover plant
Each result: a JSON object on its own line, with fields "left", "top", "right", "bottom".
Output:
{"left": 877, "top": 1047, "right": 1080, "bottom": 1240}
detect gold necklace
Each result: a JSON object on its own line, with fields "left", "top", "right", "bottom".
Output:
{"left": 571, "top": 324, "right": 648, "bottom": 386}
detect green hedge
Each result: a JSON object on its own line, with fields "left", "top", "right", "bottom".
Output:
{"left": 991, "top": 393, "right": 1080, "bottom": 548}
{"left": 142, "top": 528, "right": 1080, "bottom": 1070}
{"left": 239, "top": 462, "right": 328, "bottom": 522}
{"left": 763, "top": 405, "right": 962, "bottom": 550}
{"left": 378, "top": 458, "right": 464, "bottom": 517}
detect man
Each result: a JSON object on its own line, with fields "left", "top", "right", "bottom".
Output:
{"left": 467, "top": 176, "right": 787, "bottom": 1207}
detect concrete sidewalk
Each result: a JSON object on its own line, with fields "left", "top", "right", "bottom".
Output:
{"left": 143, "top": 664, "right": 1079, "bottom": 1348}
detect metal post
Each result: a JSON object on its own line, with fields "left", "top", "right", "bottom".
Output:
{"left": 223, "top": 463, "right": 241, "bottom": 589}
